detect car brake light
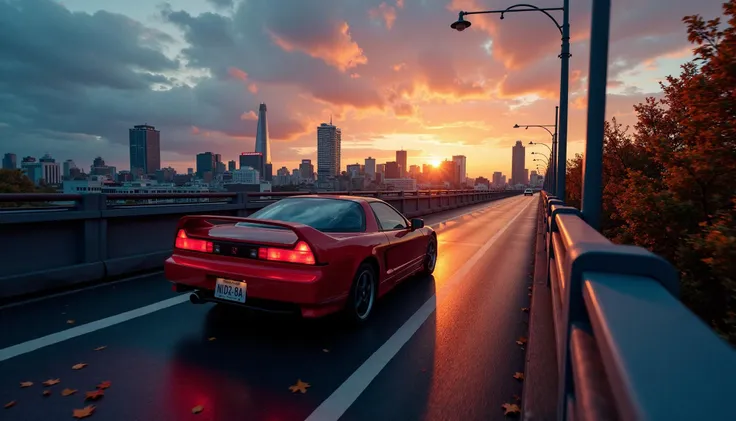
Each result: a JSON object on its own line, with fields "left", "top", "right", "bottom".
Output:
{"left": 258, "top": 241, "right": 316, "bottom": 265}
{"left": 175, "top": 229, "right": 213, "bottom": 253}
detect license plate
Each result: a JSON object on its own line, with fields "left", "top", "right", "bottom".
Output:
{"left": 214, "top": 278, "right": 247, "bottom": 303}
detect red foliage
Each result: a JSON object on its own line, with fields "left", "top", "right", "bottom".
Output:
{"left": 566, "top": 1, "right": 736, "bottom": 342}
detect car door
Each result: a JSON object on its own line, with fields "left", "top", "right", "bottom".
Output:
{"left": 369, "top": 202, "right": 425, "bottom": 283}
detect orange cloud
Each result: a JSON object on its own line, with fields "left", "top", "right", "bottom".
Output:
{"left": 248, "top": 83, "right": 258, "bottom": 94}
{"left": 269, "top": 22, "right": 367, "bottom": 72}
{"left": 240, "top": 111, "right": 258, "bottom": 121}
{"left": 393, "top": 102, "right": 415, "bottom": 117}
{"left": 369, "top": 2, "right": 398, "bottom": 30}
{"left": 227, "top": 67, "right": 248, "bottom": 81}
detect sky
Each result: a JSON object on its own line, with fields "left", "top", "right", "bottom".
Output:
{"left": 0, "top": 0, "right": 724, "bottom": 178}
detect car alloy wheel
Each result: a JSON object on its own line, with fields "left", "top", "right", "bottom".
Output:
{"left": 353, "top": 267, "right": 376, "bottom": 321}
{"left": 424, "top": 236, "right": 438, "bottom": 275}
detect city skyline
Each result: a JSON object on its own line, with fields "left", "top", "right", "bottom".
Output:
{"left": 0, "top": 0, "right": 716, "bottom": 178}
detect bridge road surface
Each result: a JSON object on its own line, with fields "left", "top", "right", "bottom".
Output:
{"left": 0, "top": 195, "right": 538, "bottom": 421}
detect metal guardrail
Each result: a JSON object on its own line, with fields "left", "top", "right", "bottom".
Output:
{"left": 0, "top": 189, "right": 520, "bottom": 302}
{"left": 538, "top": 191, "right": 736, "bottom": 421}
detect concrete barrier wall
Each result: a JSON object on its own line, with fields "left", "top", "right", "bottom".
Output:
{"left": 0, "top": 190, "right": 520, "bottom": 300}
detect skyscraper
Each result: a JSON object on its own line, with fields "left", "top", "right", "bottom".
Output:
{"left": 255, "top": 103, "right": 271, "bottom": 176}
{"left": 364, "top": 157, "right": 376, "bottom": 180}
{"left": 452, "top": 155, "right": 467, "bottom": 184}
{"left": 129, "top": 124, "right": 161, "bottom": 176}
{"left": 511, "top": 140, "right": 526, "bottom": 186}
{"left": 396, "top": 149, "right": 407, "bottom": 178}
{"left": 2, "top": 153, "right": 16, "bottom": 169}
{"left": 317, "top": 120, "right": 341, "bottom": 182}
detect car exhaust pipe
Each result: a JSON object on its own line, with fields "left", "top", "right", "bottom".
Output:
{"left": 189, "top": 292, "right": 205, "bottom": 304}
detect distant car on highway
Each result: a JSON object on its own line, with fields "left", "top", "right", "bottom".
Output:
{"left": 524, "top": 188, "right": 534, "bottom": 196}
{"left": 164, "top": 195, "right": 437, "bottom": 324}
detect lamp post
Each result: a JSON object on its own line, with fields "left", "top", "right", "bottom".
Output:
{"left": 514, "top": 106, "right": 558, "bottom": 195}
{"left": 451, "top": 3, "right": 570, "bottom": 199}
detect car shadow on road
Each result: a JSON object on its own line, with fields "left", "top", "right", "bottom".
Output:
{"left": 164, "top": 273, "right": 438, "bottom": 419}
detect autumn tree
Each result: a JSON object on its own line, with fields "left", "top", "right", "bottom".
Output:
{"left": 0, "top": 169, "right": 37, "bottom": 194}
{"left": 565, "top": 1, "right": 736, "bottom": 342}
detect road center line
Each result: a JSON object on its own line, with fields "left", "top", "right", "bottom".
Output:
{"left": 0, "top": 196, "right": 526, "bottom": 363}
{"left": 304, "top": 197, "right": 535, "bottom": 421}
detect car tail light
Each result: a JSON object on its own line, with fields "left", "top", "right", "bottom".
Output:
{"left": 175, "top": 229, "right": 213, "bottom": 253}
{"left": 258, "top": 241, "right": 316, "bottom": 265}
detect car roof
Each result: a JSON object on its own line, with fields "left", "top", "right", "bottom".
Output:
{"left": 280, "top": 194, "right": 379, "bottom": 203}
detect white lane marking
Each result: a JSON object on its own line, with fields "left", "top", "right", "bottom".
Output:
{"left": 0, "top": 196, "right": 528, "bottom": 362}
{"left": 0, "top": 295, "right": 190, "bottom": 362}
{"left": 428, "top": 195, "right": 521, "bottom": 229}
{"left": 304, "top": 197, "right": 534, "bottom": 421}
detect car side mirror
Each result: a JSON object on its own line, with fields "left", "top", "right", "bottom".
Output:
{"left": 410, "top": 218, "right": 424, "bottom": 231}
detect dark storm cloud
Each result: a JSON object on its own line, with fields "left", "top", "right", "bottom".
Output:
{"left": 0, "top": 0, "right": 310, "bottom": 166}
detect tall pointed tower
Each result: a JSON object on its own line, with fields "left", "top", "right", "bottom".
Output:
{"left": 255, "top": 103, "right": 270, "bottom": 175}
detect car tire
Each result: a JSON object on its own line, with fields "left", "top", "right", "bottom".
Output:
{"left": 420, "top": 234, "right": 438, "bottom": 276}
{"left": 344, "top": 262, "right": 378, "bottom": 324}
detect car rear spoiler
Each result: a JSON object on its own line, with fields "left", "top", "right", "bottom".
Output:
{"left": 175, "top": 214, "right": 335, "bottom": 250}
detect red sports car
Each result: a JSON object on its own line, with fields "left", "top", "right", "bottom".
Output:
{"left": 165, "top": 195, "right": 438, "bottom": 323}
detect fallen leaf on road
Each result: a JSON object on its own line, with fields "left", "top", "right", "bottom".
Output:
{"left": 516, "top": 337, "right": 528, "bottom": 346}
{"left": 513, "top": 394, "right": 521, "bottom": 402}
{"left": 85, "top": 390, "right": 104, "bottom": 401}
{"left": 20, "top": 381, "right": 33, "bottom": 388}
{"left": 289, "top": 379, "right": 311, "bottom": 394}
{"left": 192, "top": 405, "right": 204, "bottom": 414}
{"left": 62, "top": 388, "right": 77, "bottom": 397}
{"left": 96, "top": 381, "right": 111, "bottom": 390}
{"left": 43, "top": 390, "right": 51, "bottom": 397}
{"left": 93, "top": 346, "right": 107, "bottom": 351}
{"left": 42, "top": 379, "right": 61, "bottom": 386}
{"left": 528, "top": 286, "right": 532, "bottom": 291}
{"left": 208, "top": 337, "right": 216, "bottom": 341}
{"left": 521, "top": 308, "right": 529, "bottom": 313}
{"left": 528, "top": 293, "right": 532, "bottom": 297}
{"left": 502, "top": 403, "right": 521, "bottom": 416}
{"left": 73, "top": 405, "right": 95, "bottom": 419}
{"left": 5, "top": 400, "right": 16, "bottom": 409}
{"left": 67, "top": 320, "right": 75, "bottom": 324}
{"left": 72, "top": 363, "right": 88, "bottom": 370}
{"left": 513, "top": 372, "right": 524, "bottom": 381}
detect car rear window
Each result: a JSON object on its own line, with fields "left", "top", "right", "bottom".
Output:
{"left": 245, "top": 198, "right": 366, "bottom": 232}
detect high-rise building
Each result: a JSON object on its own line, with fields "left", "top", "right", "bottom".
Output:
{"left": 317, "top": 120, "right": 341, "bottom": 181}
{"left": 492, "top": 171, "right": 503, "bottom": 187}
{"left": 63, "top": 160, "right": 77, "bottom": 178}
{"left": 2, "top": 153, "right": 17, "bottom": 169}
{"left": 299, "top": 159, "right": 314, "bottom": 181}
{"left": 511, "top": 140, "right": 526, "bottom": 186}
{"left": 452, "top": 155, "right": 467, "bottom": 184}
{"left": 196, "top": 152, "right": 216, "bottom": 177}
{"left": 129, "top": 124, "right": 161, "bottom": 176}
{"left": 228, "top": 160, "right": 236, "bottom": 171}
{"left": 255, "top": 103, "right": 271, "bottom": 176}
{"left": 239, "top": 152, "right": 263, "bottom": 172}
{"left": 385, "top": 161, "right": 400, "bottom": 178}
{"left": 396, "top": 150, "right": 407, "bottom": 178}
{"left": 364, "top": 157, "right": 376, "bottom": 180}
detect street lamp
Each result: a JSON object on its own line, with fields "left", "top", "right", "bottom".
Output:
{"left": 451, "top": 2, "right": 570, "bottom": 199}
{"left": 514, "top": 106, "right": 559, "bottom": 195}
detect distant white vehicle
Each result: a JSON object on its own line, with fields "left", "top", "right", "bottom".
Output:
{"left": 524, "top": 188, "right": 534, "bottom": 196}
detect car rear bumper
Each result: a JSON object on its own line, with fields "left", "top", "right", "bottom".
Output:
{"left": 164, "top": 255, "right": 347, "bottom": 318}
